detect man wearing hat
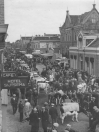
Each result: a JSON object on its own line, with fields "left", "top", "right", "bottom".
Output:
{"left": 33, "top": 89, "right": 38, "bottom": 106}
{"left": 18, "top": 100, "right": 24, "bottom": 122}
{"left": 49, "top": 103, "right": 58, "bottom": 127}
{"left": 11, "top": 94, "right": 18, "bottom": 114}
{"left": 44, "top": 102, "right": 49, "bottom": 112}
{"left": 29, "top": 107, "right": 40, "bottom": 132}
{"left": 89, "top": 97, "right": 96, "bottom": 115}
{"left": 40, "top": 106, "right": 49, "bottom": 132}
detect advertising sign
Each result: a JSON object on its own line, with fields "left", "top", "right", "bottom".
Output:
{"left": 1, "top": 76, "right": 29, "bottom": 89}
{"left": 1, "top": 71, "right": 16, "bottom": 78}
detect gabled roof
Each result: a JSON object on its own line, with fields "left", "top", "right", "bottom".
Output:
{"left": 61, "top": 5, "right": 99, "bottom": 29}
{"left": 70, "top": 15, "right": 80, "bottom": 26}
{"left": 88, "top": 38, "right": 99, "bottom": 47}
{"left": 79, "top": 11, "right": 90, "bottom": 22}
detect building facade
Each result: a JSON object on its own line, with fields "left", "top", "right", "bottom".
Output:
{"left": 59, "top": 4, "right": 99, "bottom": 58}
{"left": 31, "top": 34, "right": 60, "bottom": 53}
{"left": 69, "top": 31, "right": 99, "bottom": 77}
{"left": 20, "top": 36, "right": 32, "bottom": 50}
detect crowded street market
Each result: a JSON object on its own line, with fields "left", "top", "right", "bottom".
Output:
{"left": 2, "top": 47, "right": 99, "bottom": 132}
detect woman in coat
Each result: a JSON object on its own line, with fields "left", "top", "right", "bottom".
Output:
{"left": 29, "top": 107, "right": 40, "bottom": 132}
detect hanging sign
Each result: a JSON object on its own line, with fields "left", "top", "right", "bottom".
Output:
{"left": 1, "top": 76, "right": 29, "bottom": 89}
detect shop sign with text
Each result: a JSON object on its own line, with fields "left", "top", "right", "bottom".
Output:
{"left": 1, "top": 76, "right": 29, "bottom": 89}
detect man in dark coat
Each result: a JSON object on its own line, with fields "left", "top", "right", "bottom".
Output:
{"left": 25, "top": 89, "right": 32, "bottom": 103}
{"left": 89, "top": 97, "right": 96, "bottom": 115}
{"left": 11, "top": 94, "right": 18, "bottom": 114}
{"left": 18, "top": 100, "right": 24, "bottom": 122}
{"left": 68, "top": 90, "right": 72, "bottom": 100}
{"left": 33, "top": 89, "right": 38, "bottom": 106}
{"left": 41, "top": 68, "right": 47, "bottom": 77}
{"left": 29, "top": 107, "right": 40, "bottom": 132}
{"left": 62, "top": 82, "right": 67, "bottom": 92}
{"left": 40, "top": 107, "right": 49, "bottom": 132}
{"left": 89, "top": 106, "right": 99, "bottom": 132}
{"left": 49, "top": 103, "right": 58, "bottom": 127}
{"left": 53, "top": 81, "right": 60, "bottom": 91}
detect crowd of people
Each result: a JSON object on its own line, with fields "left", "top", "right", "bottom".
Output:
{"left": 4, "top": 48, "right": 99, "bottom": 132}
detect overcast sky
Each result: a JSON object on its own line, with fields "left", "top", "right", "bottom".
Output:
{"left": 5, "top": 0, "right": 99, "bottom": 42}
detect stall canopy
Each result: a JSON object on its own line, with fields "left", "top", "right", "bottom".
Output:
{"left": 41, "top": 53, "right": 53, "bottom": 57}
{"left": 19, "top": 51, "right": 26, "bottom": 54}
{"left": 25, "top": 54, "right": 33, "bottom": 58}
{"left": 32, "top": 50, "right": 43, "bottom": 55}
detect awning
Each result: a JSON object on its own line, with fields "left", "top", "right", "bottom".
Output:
{"left": 25, "top": 54, "right": 33, "bottom": 58}
{"left": 41, "top": 53, "right": 53, "bottom": 57}
{"left": 19, "top": 51, "right": 26, "bottom": 54}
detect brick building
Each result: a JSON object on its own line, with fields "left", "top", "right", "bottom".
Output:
{"left": 31, "top": 34, "right": 60, "bottom": 53}
{"left": 59, "top": 4, "right": 99, "bottom": 58}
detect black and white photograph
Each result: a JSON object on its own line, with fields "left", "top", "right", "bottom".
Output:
{"left": 1, "top": 0, "right": 99, "bottom": 132}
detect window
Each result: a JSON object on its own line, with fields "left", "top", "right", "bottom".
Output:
{"left": 74, "top": 33, "right": 76, "bottom": 41}
{"left": 92, "top": 18, "right": 96, "bottom": 23}
{"left": 70, "top": 35, "right": 71, "bottom": 41}
{"left": 66, "top": 34, "right": 67, "bottom": 41}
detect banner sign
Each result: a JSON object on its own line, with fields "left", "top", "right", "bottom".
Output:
{"left": 1, "top": 71, "right": 16, "bottom": 78}
{"left": 1, "top": 76, "right": 29, "bottom": 89}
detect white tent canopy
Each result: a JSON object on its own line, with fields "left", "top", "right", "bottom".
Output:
{"left": 25, "top": 54, "right": 33, "bottom": 58}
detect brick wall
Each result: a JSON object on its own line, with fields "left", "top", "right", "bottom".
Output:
{"left": 0, "top": 0, "right": 4, "bottom": 24}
